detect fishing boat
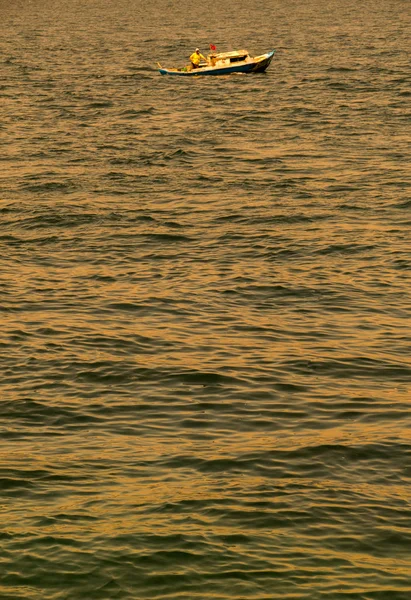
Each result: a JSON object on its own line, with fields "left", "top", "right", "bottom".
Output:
{"left": 158, "top": 49, "right": 275, "bottom": 77}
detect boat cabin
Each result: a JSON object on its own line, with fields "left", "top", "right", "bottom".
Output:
{"left": 209, "top": 50, "right": 251, "bottom": 66}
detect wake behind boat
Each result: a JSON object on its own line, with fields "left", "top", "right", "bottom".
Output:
{"left": 158, "top": 48, "right": 275, "bottom": 77}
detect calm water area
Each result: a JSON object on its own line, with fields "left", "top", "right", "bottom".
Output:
{"left": 1, "top": 0, "right": 410, "bottom": 598}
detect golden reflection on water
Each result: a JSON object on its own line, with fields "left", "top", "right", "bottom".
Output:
{"left": 2, "top": 0, "right": 410, "bottom": 597}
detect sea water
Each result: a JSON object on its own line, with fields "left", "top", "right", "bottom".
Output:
{"left": 1, "top": 0, "right": 410, "bottom": 598}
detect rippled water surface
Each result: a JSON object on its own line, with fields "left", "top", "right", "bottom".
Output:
{"left": 1, "top": 0, "right": 410, "bottom": 598}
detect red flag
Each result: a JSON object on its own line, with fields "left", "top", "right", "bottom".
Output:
{"left": 210, "top": 44, "right": 216, "bottom": 52}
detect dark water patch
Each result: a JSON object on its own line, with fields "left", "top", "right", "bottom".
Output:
{"left": 163, "top": 148, "right": 192, "bottom": 161}
{"left": 162, "top": 220, "right": 185, "bottom": 229}
{"left": 0, "top": 234, "right": 23, "bottom": 244}
{"left": 33, "top": 513, "right": 99, "bottom": 526}
{"left": 20, "top": 180, "right": 78, "bottom": 194}
{"left": 108, "top": 157, "right": 145, "bottom": 165}
{"left": 120, "top": 107, "right": 155, "bottom": 117}
{"left": 213, "top": 213, "right": 248, "bottom": 223}
{"left": 326, "top": 66, "right": 358, "bottom": 73}
{"left": 338, "top": 203, "right": 369, "bottom": 211}
{"left": 0, "top": 477, "right": 36, "bottom": 492}
{"left": 105, "top": 301, "right": 146, "bottom": 312}
{"left": 0, "top": 204, "right": 16, "bottom": 214}
{"left": 1, "top": 397, "right": 98, "bottom": 427}
{"left": 35, "top": 327, "right": 65, "bottom": 336}
{"left": 86, "top": 101, "right": 114, "bottom": 108}
{"left": 167, "top": 370, "right": 246, "bottom": 387}
{"left": 325, "top": 82, "right": 352, "bottom": 90}
{"left": 224, "top": 283, "right": 319, "bottom": 299}
{"left": 252, "top": 213, "right": 330, "bottom": 225}
{"left": 279, "top": 442, "right": 411, "bottom": 465}
{"left": 233, "top": 113, "right": 274, "bottom": 123}
{"left": 395, "top": 198, "right": 411, "bottom": 209}
{"left": 144, "top": 232, "right": 194, "bottom": 243}
{"left": 314, "top": 243, "right": 377, "bottom": 255}
{"left": 280, "top": 357, "right": 411, "bottom": 381}
{"left": 1, "top": 234, "right": 61, "bottom": 246}
{"left": 74, "top": 363, "right": 153, "bottom": 385}
{"left": 75, "top": 332, "right": 166, "bottom": 355}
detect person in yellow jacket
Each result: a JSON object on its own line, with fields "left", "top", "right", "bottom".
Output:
{"left": 189, "top": 48, "right": 206, "bottom": 69}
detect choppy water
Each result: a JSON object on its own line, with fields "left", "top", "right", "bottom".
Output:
{"left": 1, "top": 0, "right": 411, "bottom": 598}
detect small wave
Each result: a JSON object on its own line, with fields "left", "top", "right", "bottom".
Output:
{"left": 120, "top": 107, "right": 155, "bottom": 117}
{"left": 281, "top": 357, "right": 411, "bottom": 381}
{"left": 314, "top": 243, "right": 376, "bottom": 255}
{"left": 167, "top": 370, "right": 246, "bottom": 387}
{"left": 145, "top": 232, "right": 193, "bottom": 243}
{"left": 395, "top": 198, "right": 411, "bottom": 209}
{"left": 86, "top": 101, "right": 114, "bottom": 108}
{"left": 20, "top": 180, "right": 77, "bottom": 193}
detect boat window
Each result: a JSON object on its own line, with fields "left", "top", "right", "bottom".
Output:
{"left": 229, "top": 55, "right": 247, "bottom": 63}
